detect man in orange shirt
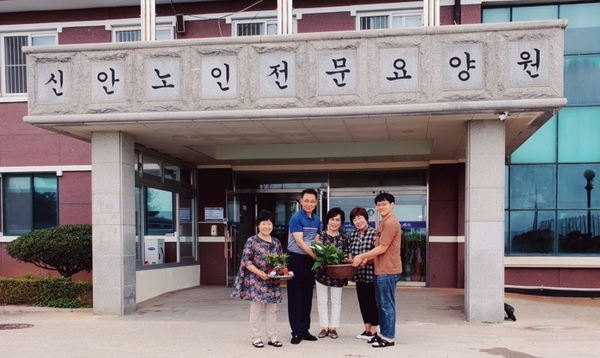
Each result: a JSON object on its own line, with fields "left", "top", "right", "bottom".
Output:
{"left": 352, "top": 192, "right": 401, "bottom": 348}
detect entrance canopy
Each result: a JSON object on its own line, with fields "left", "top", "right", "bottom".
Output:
{"left": 24, "top": 20, "right": 566, "bottom": 167}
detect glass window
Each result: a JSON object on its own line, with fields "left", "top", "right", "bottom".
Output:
{"left": 482, "top": 8, "right": 510, "bottom": 23}
{"left": 564, "top": 55, "right": 600, "bottom": 105}
{"left": 361, "top": 15, "right": 389, "bottom": 30}
{"left": 3, "top": 36, "right": 28, "bottom": 94}
{"left": 561, "top": 2, "right": 600, "bottom": 55}
{"left": 163, "top": 163, "right": 179, "bottom": 181}
{"left": 31, "top": 35, "right": 56, "bottom": 46}
{"left": 509, "top": 210, "right": 555, "bottom": 254}
{"left": 392, "top": 15, "right": 421, "bottom": 28}
{"left": 512, "top": 5, "right": 558, "bottom": 21}
{"left": 116, "top": 29, "right": 141, "bottom": 42}
{"left": 2, "top": 174, "right": 58, "bottom": 235}
{"left": 142, "top": 155, "right": 161, "bottom": 177}
{"left": 115, "top": 28, "right": 172, "bottom": 42}
{"left": 179, "top": 195, "right": 196, "bottom": 259}
{"left": 181, "top": 167, "right": 193, "bottom": 186}
{"left": 509, "top": 116, "right": 557, "bottom": 163}
{"left": 509, "top": 165, "right": 556, "bottom": 209}
{"left": 557, "top": 210, "right": 600, "bottom": 254}
{"left": 145, "top": 188, "right": 173, "bottom": 235}
{"left": 558, "top": 108, "right": 600, "bottom": 163}
{"left": 557, "top": 164, "right": 600, "bottom": 209}
{"left": 237, "top": 22, "right": 263, "bottom": 36}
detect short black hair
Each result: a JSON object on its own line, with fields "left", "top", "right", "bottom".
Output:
{"left": 326, "top": 207, "right": 345, "bottom": 223}
{"left": 301, "top": 188, "right": 318, "bottom": 199}
{"left": 374, "top": 192, "right": 395, "bottom": 204}
{"left": 255, "top": 210, "right": 274, "bottom": 226}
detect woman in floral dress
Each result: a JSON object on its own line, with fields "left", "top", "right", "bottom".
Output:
{"left": 313, "top": 207, "right": 351, "bottom": 340}
{"left": 231, "top": 210, "right": 284, "bottom": 348}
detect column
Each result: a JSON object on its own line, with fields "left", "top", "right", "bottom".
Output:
{"left": 464, "top": 120, "right": 505, "bottom": 322}
{"left": 92, "top": 131, "right": 136, "bottom": 315}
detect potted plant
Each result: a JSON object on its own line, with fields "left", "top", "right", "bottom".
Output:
{"left": 265, "top": 253, "right": 290, "bottom": 276}
{"left": 310, "top": 242, "right": 356, "bottom": 279}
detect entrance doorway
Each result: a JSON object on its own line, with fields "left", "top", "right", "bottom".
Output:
{"left": 226, "top": 186, "right": 427, "bottom": 286}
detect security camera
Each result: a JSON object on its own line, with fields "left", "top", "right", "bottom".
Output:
{"left": 498, "top": 111, "right": 508, "bottom": 121}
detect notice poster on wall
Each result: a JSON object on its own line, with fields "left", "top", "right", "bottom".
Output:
{"left": 205, "top": 207, "right": 224, "bottom": 221}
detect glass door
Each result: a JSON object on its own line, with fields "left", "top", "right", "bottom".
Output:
{"left": 328, "top": 187, "right": 427, "bottom": 286}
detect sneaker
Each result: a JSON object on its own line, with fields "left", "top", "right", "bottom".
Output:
{"left": 291, "top": 336, "right": 302, "bottom": 344}
{"left": 367, "top": 333, "right": 379, "bottom": 344}
{"left": 356, "top": 331, "right": 374, "bottom": 340}
{"left": 302, "top": 333, "right": 318, "bottom": 341}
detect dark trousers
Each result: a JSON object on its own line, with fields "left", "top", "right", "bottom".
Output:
{"left": 287, "top": 252, "right": 315, "bottom": 336}
{"left": 356, "top": 281, "right": 379, "bottom": 326}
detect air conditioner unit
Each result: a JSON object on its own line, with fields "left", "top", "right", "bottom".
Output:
{"left": 145, "top": 238, "right": 165, "bottom": 264}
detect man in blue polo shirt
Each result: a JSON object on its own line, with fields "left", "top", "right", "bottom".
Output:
{"left": 287, "top": 188, "right": 321, "bottom": 344}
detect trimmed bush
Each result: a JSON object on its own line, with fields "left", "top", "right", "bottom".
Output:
{"left": 6, "top": 224, "right": 92, "bottom": 279}
{"left": 0, "top": 276, "right": 92, "bottom": 307}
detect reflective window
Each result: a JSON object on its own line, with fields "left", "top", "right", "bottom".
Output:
{"left": 482, "top": 8, "right": 510, "bottom": 23}
{"left": 2, "top": 174, "right": 58, "bottom": 235}
{"left": 509, "top": 116, "right": 556, "bottom": 163}
{"left": 564, "top": 56, "right": 600, "bottom": 106}
{"left": 561, "top": 3, "right": 600, "bottom": 55}
{"left": 487, "top": 2, "right": 600, "bottom": 257}
{"left": 558, "top": 108, "right": 600, "bottom": 162}
{"left": 557, "top": 210, "right": 600, "bottom": 254}
{"left": 512, "top": 5, "right": 557, "bottom": 21}
{"left": 163, "top": 162, "right": 179, "bottom": 181}
{"left": 557, "top": 164, "right": 600, "bottom": 209}
{"left": 509, "top": 210, "right": 555, "bottom": 254}
{"left": 145, "top": 188, "right": 173, "bottom": 235}
{"left": 142, "top": 155, "right": 161, "bottom": 177}
{"left": 509, "top": 165, "right": 556, "bottom": 209}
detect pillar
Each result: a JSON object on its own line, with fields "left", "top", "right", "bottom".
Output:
{"left": 92, "top": 131, "right": 136, "bottom": 315}
{"left": 464, "top": 120, "right": 505, "bottom": 322}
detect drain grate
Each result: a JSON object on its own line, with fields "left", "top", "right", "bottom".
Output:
{"left": 0, "top": 323, "right": 34, "bottom": 330}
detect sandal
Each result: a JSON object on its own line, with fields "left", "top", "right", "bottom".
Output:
{"left": 268, "top": 340, "right": 283, "bottom": 347}
{"left": 372, "top": 336, "right": 395, "bottom": 348}
{"left": 318, "top": 329, "right": 329, "bottom": 338}
{"left": 329, "top": 329, "right": 338, "bottom": 339}
{"left": 252, "top": 341, "right": 264, "bottom": 348}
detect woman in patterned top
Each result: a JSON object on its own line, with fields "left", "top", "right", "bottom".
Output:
{"left": 231, "top": 210, "right": 284, "bottom": 348}
{"left": 314, "top": 207, "right": 351, "bottom": 340}
{"left": 349, "top": 207, "right": 380, "bottom": 341}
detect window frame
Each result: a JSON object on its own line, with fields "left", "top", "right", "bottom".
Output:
{"left": 356, "top": 10, "right": 423, "bottom": 30}
{"left": 1, "top": 31, "right": 58, "bottom": 98}
{"left": 1, "top": 173, "right": 59, "bottom": 236}
{"left": 111, "top": 25, "right": 174, "bottom": 42}
{"left": 232, "top": 18, "right": 280, "bottom": 37}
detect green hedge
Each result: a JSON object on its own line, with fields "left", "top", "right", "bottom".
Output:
{"left": 0, "top": 276, "right": 92, "bottom": 308}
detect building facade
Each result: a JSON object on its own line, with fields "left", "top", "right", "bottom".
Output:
{"left": 0, "top": 0, "right": 596, "bottom": 319}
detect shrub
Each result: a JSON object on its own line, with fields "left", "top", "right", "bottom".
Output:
{"left": 0, "top": 276, "right": 92, "bottom": 307}
{"left": 6, "top": 224, "right": 92, "bottom": 279}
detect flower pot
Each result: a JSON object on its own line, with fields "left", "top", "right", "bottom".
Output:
{"left": 324, "top": 264, "right": 357, "bottom": 279}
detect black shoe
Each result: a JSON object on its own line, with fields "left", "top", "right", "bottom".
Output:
{"left": 291, "top": 336, "right": 302, "bottom": 344}
{"left": 302, "top": 333, "right": 318, "bottom": 341}
{"left": 367, "top": 334, "right": 379, "bottom": 344}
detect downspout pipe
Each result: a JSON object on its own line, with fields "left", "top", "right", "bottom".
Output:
{"left": 454, "top": 0, "right": 461, "bottom": 25}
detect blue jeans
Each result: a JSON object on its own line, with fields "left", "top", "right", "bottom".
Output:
{"left": 374, "top": 274, "right": 399, "bottom": 339}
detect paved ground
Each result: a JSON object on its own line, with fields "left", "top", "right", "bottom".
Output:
{"left": 1, "top": 286, "right": 599, "bottom": 358}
